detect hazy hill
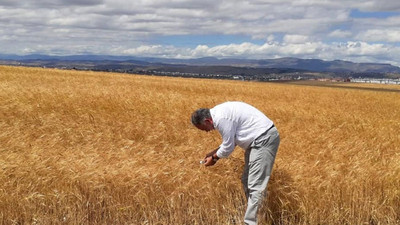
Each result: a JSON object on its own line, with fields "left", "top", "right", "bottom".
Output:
{"left": 1, "top": 54, "right": 399, "bottom": 75}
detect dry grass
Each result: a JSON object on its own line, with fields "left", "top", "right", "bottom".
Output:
{"left": 0, "top": 65, "right": 399, "bottom": 225}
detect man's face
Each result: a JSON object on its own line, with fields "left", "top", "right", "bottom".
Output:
{"left": 195, "top": 118, "right": 214, "bottom": 132}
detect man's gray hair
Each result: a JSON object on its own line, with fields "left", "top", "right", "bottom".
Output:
{"left": 191, "top": 108, "right": 211, "bottom": 126}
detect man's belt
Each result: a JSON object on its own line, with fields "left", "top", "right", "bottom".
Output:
{"left": 255, "top": 124, "right": 275, "bottom": 140}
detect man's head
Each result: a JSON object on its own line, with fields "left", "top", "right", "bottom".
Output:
{"left": 191, "top": 108, "right": 214, "bottom": 132}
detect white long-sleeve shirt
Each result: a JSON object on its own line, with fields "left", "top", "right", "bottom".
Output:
{"left": 210, "top": 101, "right": 274, "bottom": 158}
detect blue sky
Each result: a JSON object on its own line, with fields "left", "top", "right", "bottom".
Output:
{"left": 350, "top": 9, "right": 399, "bottom": 19}
{"left": 1, "top": 0, "right": 400, "bottom": 66}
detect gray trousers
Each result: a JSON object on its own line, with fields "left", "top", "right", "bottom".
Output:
{"left": 242, "top": 127, "right": 280, "bottom": 225}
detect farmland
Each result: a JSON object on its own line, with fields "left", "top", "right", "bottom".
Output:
{"left": 0, "top": 65, "right": 399, "bottom": 224}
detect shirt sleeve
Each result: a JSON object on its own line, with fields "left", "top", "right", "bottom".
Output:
{"left": 216, "top": 118, "right": 237, "bottom": 158}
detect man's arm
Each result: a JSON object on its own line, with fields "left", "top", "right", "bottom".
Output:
{"left": 215, "top": 118, "right": 237, "bottom": 158}
{"left": 203, "top": 119, "right": 237, "bottom": 166}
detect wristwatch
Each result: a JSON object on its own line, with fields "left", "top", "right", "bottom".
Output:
{"left": 211, "top": 154, "right": 219, "bottom": 162}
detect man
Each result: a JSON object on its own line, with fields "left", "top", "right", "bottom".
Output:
{"left": 191, "top": 101, "right": 280, "bottom": 225}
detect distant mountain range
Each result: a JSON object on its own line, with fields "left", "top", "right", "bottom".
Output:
{"left": 1, "top": 54, "right": 399, "bottom": 75}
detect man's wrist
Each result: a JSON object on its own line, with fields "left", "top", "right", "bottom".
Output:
{"left": 212, "top": 153, "right": 219, "bottom": 162}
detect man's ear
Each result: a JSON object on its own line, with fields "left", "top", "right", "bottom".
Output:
{"left": 204, "top": 118, "right": 213, "bottom": 125}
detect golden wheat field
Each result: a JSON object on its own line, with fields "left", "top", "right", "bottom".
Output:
{"left": 1, "top": 65, "right": 399, "bottom": 225}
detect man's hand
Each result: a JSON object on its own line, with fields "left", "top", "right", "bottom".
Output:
{"left": 204, "top": 155, "right": 217, "bottom": 167}
{"left": 202, "top": 147, "right": 220, "bottom": 167}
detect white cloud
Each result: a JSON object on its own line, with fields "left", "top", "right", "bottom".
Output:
{"left": 328, "top": 29, "right": 353, "bottom": 38}
{"left": 122, "top": 45, "right": 192, "bottom": 58}
{"left": 283, "top": 35, "right": 310, "bottom": 44}
{"left": 356, "top": 29, "right": 400, "bottom": 42}
{"left": 356, "top": 1, "right": 400, "bottom": 11}
{"left": 266, "top": 35, "right": 275, "bottom": 42}
{"left": 340, "top": 42, "right": 390, "bottom": 56}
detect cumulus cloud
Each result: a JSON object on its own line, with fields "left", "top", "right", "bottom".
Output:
{"left": 0, "top": 0, "right": 400, "bottom": 66}
{"left": 356, "top": 29, "right": 400, "bottom": 42}
{"left": 328, "top": 29, "right": 353, "bottom": 38}
{"left": 122, "top": 45, "right": 190, "bottom": 58}
{"left": 283, "top": 35, "right": 310, "bottom": 44}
